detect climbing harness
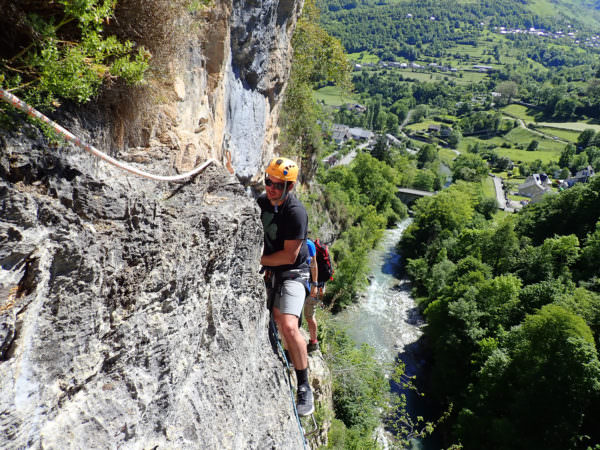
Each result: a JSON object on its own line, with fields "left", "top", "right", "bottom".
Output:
{"left": 0, "top": 89, "right": 217, "bottom": 182}
{"left": 269, "top": 316, "right": 310, "bottom": 450}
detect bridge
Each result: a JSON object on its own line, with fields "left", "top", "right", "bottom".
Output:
{"left": 397, "top": 187, "right": 435, "bottom": 205}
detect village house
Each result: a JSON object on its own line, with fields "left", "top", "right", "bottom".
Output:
{"left": 346, "top": 103, "right": 367, "bottom": 113}
{"left": 331, "top": 124, "right": 351, "bottom": 145}
{"left": 562, "top": 165, "right": 595, "bottom": 187}
{"left": 518, "top": 173, "right": 552, "bottom": 198}
{"left": 349, "top": 127, "right": 374, "bottom": 142}
{"left": 322, "top": 151, "right": 339, "bottom": 167}
{"left": 385, "top": 133, "right": 403, "bottom": 147}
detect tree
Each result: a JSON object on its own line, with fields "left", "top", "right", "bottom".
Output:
{"left": 553, "top": 97, "right": 578, "bottom": 120}
{"left": 447, "top": 129, "right": 462, "bottom": 148}
{"left": 411, "top": 104, "right": 429, "bottom": 123}
{"left": 558, "top": 144, "right": 576, "bottom": 169}
{"left": 413, "top": 170, "right": 436, "bottom": 192}
{"left": 385, "top": 113, "right": 399, "bottom": 135}
{"left": 577, "top": 129, "right": 597, "bottom": 150}
{"left": 452, "top": 153, "right": 489, "bottom": 182}
{"left": 572, "top": 153, "right": 590, "bottom": 172}
{"left": 496, "top": 156, "right": 513, "bottom": 171}
{"left": 579, "top": 221, "right": 600, "bottom": 279}
{"left": 458, "top": 305, "right": 600, "bottom": 450}
{"left": 0, "top": 0, "right": 149, "bottom": 108}
{"left": 370, "top": 134, "right": 388, "bottom": 162}
{"left": 504, "top": 305, "right": 600, "bottom": 450}
{"left": 495, "top": 80, "right": 519, "bottom": 105}
{"left": 401, "top": 183, "right": 475, "bottom": 259}
{"left": 417, "top": 144, "right": 438, "bottom": 168}
{"left": 527, "top": 139, "right": 539, "bottom": 151}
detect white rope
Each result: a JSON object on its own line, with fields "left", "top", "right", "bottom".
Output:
{"left": 0, "top": 89, "right": 217, "bottom": 182}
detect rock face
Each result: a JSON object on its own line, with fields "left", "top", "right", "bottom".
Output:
{"left": 0, "top": 125, "right": 307, "bottom": 448}
{"left": 106, "top": 0, "right": 302, "bottom": 183}
{"left": 0, "top": 0, "right": 324, "bottom": 446}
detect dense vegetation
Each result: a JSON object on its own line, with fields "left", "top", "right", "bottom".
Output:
{"left": 291, "top": 0, "right": 600, "bottom": 448}
{"left": 279, "top": 0, "right": 351, "bottom": 181}
{"left": 0, "top": 0, "right": 150, "bottom": 111}
{"left": 400, "top": 179, "right": 600, "bottom": 449}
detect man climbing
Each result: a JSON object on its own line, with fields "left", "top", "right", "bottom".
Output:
{"left": 304, "top": 238, "right": 320, "bottom": 353}
{"left": 258, "top": 157, "right": 314, "bottom": 417}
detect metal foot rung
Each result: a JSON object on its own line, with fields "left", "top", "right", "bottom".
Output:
{"left": 303, "top": 414, "right": 318, "bottom": 438}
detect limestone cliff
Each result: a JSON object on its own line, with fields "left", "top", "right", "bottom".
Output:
{"left": 0, "top": 0, "right": 332, "bottom": 448}
{"left": 105, "top": 0, "right": 303, "bottom": 183}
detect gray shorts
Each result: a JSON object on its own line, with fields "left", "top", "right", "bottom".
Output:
{"left": 273, "top": 279, "right": 307, "bottom": 317}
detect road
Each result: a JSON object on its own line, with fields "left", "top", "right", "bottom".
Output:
{"left": 491, "top": 174, "right": 509, "bottom": 211}
{"left": 332, "top": 141, "right": 370, "bottom": 167}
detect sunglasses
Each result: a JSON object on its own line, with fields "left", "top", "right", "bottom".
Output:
{"left": 265, "top": 176, "right": 286, "bottom": 190}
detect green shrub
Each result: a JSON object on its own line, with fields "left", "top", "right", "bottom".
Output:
{"left": 1, "top": 1, "right": 149, "bottom": 110}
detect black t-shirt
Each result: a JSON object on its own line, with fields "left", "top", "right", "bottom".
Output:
{"left": 257, "top": 192, "right": 309, "bottom": 272}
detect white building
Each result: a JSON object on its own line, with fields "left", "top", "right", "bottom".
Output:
{"left": 518, "top": 173, "right": 552, "bottom": 198}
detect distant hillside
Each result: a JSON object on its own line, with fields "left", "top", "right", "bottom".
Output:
{"left": 317, "top": 0, "right": 600, "bottom": 68}
{"left": 527, "top": 0, "right": 600, "bottom": 27}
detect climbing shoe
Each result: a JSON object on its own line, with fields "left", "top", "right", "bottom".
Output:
{"left": 307, "top": 341, "right": 319, "bottom": 353}
{"left": 296, "top": 383, "right": 314, "bottom": 416}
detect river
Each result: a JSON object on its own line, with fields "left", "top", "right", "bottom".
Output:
{"left": 333, "top": 218, "right": 439, "bottom": 449}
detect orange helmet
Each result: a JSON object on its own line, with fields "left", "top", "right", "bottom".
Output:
{"left": 266, "top": 157, "right": 299, "bottom": 182}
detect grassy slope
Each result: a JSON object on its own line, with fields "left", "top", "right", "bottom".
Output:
{"left": 315, "top": 85, "right": 359, "bottom": 106}
{"left": 528, "top": 0, "right": 600, "bottom": 27}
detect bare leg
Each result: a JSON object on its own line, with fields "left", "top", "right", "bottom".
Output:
{"left": 273, "top": 307, "right": 308, "bottom": 370}
{"left": 307, "top": 316, "right": 317, "bottom": 343}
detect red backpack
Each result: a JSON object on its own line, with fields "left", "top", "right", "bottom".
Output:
{"left": 314, "top": 239, "right": 334, "bottom": 282}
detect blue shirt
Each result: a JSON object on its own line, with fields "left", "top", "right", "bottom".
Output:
{"left": 306, "top": 239, "right": 316, "bottom": 265}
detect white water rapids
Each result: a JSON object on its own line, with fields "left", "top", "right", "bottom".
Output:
{"left": 334, "top": 219, "right": 424, "bottom": 364}
{"left": 333, "top": 218, "right": 438, "bottom": 449}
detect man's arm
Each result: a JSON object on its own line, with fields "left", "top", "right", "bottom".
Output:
{"left": 309, "top": 256, "right": 318, "bottom": 297}
{"left": 261, "top": 239, "right": 303, "bottom": 267}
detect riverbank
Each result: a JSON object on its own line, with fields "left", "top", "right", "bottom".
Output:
{"left": 331, "top": 220, "right": 442, "bottom": 448}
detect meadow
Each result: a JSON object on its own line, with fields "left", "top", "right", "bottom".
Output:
{"left": 315, "top": 85, "right": 358, "bottom": 106}
{"left": 534, "top": 126, "right": 581, "bottom": 142}
{"left": 536, "top": 121, "right": 600, "bottom": 132}
{"left": 501, "top": 105, "right": 540, "bottom": 122}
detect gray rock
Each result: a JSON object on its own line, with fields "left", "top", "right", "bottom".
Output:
{"left": 0, "top": 124, "right": 305, "bottom": 448}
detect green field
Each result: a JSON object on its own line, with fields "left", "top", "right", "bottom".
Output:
{"left": 457, "top": 127, "right": 564, "bottom": 164}
{"left": 455, "top": 71, "right": 489, "bottom": 83}
{"left": 496, "top": 147, "right": 558, "bottom": 164}
{"left": 503, "top": 127, "right": 565, "bottom": 152}
{"left": 527, "top": 0, "right": 600, "bottom": 26}
{"left": 405, "top": 120, "right": 445, "bottom": 131}
{"left": 347, "top": 52, "right": 379, "bottom": 64}
{"left": 534, "top": 126, "right": 581, "bottom": 142}
{"left": 501, "top": 104, "right": 539, "bottom": 122}
{"left": 536, "top": 122, "right": 600, "bottom": 132}
{"left": 395, "top": 70, "right": 446, "bottom": 83}
{"left": 314, "top": 85, "right": 358, "bottom": 106}
{"left": 481, "top": 176, "right": 496, "bottom": 199}
{"left": 439, "top": 147, "right": 458, "bottom": 165}
{"left": 527, "top": 0, "right": 559, "bottom": 16}
{"left": 508, "top": 193, "right": 531, "bottom": 202}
